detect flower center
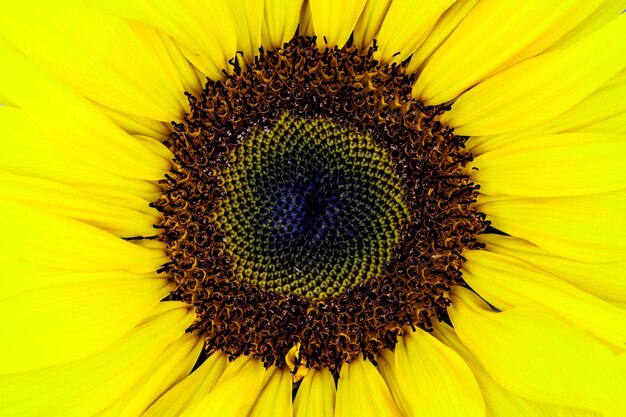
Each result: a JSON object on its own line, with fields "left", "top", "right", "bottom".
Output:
{"left": 220, "top": 112, "right": 409, "bottom": 299}
{"left": 153, "top": 36, "right": 488, "bottom": 375}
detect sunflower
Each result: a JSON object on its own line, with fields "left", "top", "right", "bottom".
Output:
{"left": 1, "top": 0, "right": 626, "bottom": 416}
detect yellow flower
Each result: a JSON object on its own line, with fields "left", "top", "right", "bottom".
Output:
{"left": 1, "top": 1, "right": 626, "bottom": 417}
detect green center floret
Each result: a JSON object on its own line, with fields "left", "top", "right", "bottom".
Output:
{"left": 220, "top": 112, "right": 409, "bottom": 299}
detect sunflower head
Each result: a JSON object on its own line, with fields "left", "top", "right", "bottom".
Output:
{"left": 2, "top": 1, "right": 625, "bottom": 416}
{"left": 153, "top": 35, "right": 487, "bottom": 374}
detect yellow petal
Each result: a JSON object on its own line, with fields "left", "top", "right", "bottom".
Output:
{"left": 414, "top": 0, "right": 607, "bottom": 105}
{"left": 0, "top": 108, "right": 162, "bottom": 202}
{"left": 0, "top": 146, "right": 162, "bottom": 203}
{"left": 335, "top": 357, "right": 402, "bottom": 417}
{"left": 0, "top": 1, "right": 185, "bottom": 122}
{"left": 547, "top": 0, "right": 626, "bottom": 51}
{"left": 0, "top": 277, "right": 171, "bottom": 373}
{"left": 299, "top": 0, "right": 316, "bottom": 37}
{"left": 98, "top": 103, "right": 171, "bottom": 141}
{"left": 443, "top": 13, "right": 626, "bottom": 135}
{"left": 0, "top": 301, "right": 195, "bottom": 417}
{"left": 143, "top": 351, "right": 229, "bottom": 417}
{"left": 180, "top": 356, "right": 266, "bottom": 417}
{"left": 373, "top": 0, "right": 454, "bottom": 63}
{"left": 543, "top": 69, "right": 626, "bottom": 134}
{"left": 309, "top": 0, "right": 367, "bottom": 48}
{"left": 466, "top": 70, "right": 626, "bottom": 155}
{"left": 0, "top": 40, "right": 170, "bottom": 181}
{"left": 249, "top": 366, "right": 293, "bottom": 417}
{"left": 128, "top": 22, "right": 201, "bottom": 109}
{"left": 432, "top": 323, "right": 539, "bottom": 417}
{"left": 394, "top": 328, "right": 485, "bottom": 417}
{"left": 352, "top": 0, "right": 393, "bottom": 48}
{"left": 534, "top": 404, "right": 603, "bottom": 417}
{"left": 133, "top": 134, "right": 175, "bottom": 161}
{"left": 0, "top": 200, "right": 167, "bottom": 272}
{"left": 227, "top": 0, "right": 263, "bottom": 60}
{"left": 375, "top": 349, "right": 411, "bottom": 417}
{"left": 91, "top": 0, "right": 238, "bottom": 80}
{"left": 472, "top": 133, "right": 626, "bottom": 197}
{"left": 463, "top": 249, "right": 626, "bottom": 350}
{"left": 433, "top": 322, "right": 601, "bottom": 417}
{"left": 262, "top": 0, "right": 305, "bottom": 50}
{"left": 0, "top": 262, "right": 58, "bottom": 299}
{"left": 0, "top": 172, "right": 159, "bottom": 237}
{"left": 581, "top": 109, "right": 626, "bottom": 134}
{"left": 449, "top": 287, "right": 626, "bottom": 413}
{"left": 0, "top": 262, "right": 160, "bottom": 301}
{"left": 480, "top": 234, "right": 626, "bottom": 304}
{"left": 478, "top": 191, "right": 626, "bottom": 263}
{"left": 97, "top": 332, "right": 202, "bottom": 417}
{"left": 406, "top": 0, "right": 480, "bottom": 74}
{"left": 294, "top": 368, "right": 336, "bottom": 417}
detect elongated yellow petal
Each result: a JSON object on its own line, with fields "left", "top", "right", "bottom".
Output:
{"left": 0, "top": 302, "right": 195, "bottom": 417}
{"left": 97, "top": 103, "right": 170, "bottom": 142}
{"left": 472, "top": 133, "right": 626, "bottom": 197}
{"left": 227, "top": 0, "right": 263, "bottom": 60}
{"left": 262, "top": 0, "right": 305, "bottom": 49}
{"left": 547, "top": 0, "right": 626, "bottom": 51}
{"left": 0, "top": 41, "right": 170, "bottom": 181}
{"left": 0, "top": 146, "right": 162, "bottom": 203}
{"left": 432, "top": 323, "right": 538, "bottom": 417}
{"left": 373, "top": 0, "right": 454, "bottom": 63}
{"left": 480, "top": 234, "right": 626, "bottom": 304}
{"left": 466, "top": 70, "right": 626, "bottom": 155}
{"left": 0, "top": 278, "right": 171, "bottom": 373}
{"left": 309, "top": 0, "right": 367, "bottom": 48}
{"left": 0, "top": 172, "right": 159, "bottom": 237}
{"left": 128, "top": 22, "right": 199, "bottom": 110}
{"left": 91, "top": 0, "right": 237, "bottom": 80}
{"left": 375, "top": 349, "right": 411, "bottom": 417}
{"left": 464, "top": 249, "right": 626, "bottom": 349}
{"left": 0, "top": 107, "right": 161, "bottom": 202}
{"left": 97, "top": 333, "right": 203, "bottom": 417}
{"left": 0, "top": 200, "right": 167, "bottom": 272}
{"left": 133, "top": 134, "right": 175, "bottom": 161}
{"left": 249, "top": 366, "right": 292, "bottom": 417}
{"left": 180, "top": 356, "right": 266, "bottom": 417}
{"left": 0, "top": 1, "right": 185, "bottom": 122}
{"left": 335, "top": 357, "right": 402, "bottom": 417}
{"left": 352, "top": 0, "right": 393, "bottom": 48}
{"left": 433, "top": 323, "right": 601, "bottom": 417}
{"left": 581, "top": 110, "right": 626, "bottom": 133}
{"left": 414, "top": 0, "right": 607, "bottom": 105}
{"left": 406, "top": 0, "right": 480, "bottom": 74}
{"left": 443, "top": 13, "right": 626, "bottom": 135}
{"left": 449, "top": 287, "right": 626, "bottom": 414}
{"left": 299, "top": 0, "right": 316, "bottom": 37}
{"left": 0, "top": 262, "right": 161, "bottom": 301}
{"left": 541, "top": 69, "right": 626, "bottom": 134}
{"left": 294, "top": 368, "right": 336, "bottom": 417}
{"left": 394, "top": 328, "right": 485, "bottom": 417}
{"left": 478, "top": 191, "right": 626, "bottom": 263}
{"left": 143, "top": 351, "right": 229, "bottom": 417}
